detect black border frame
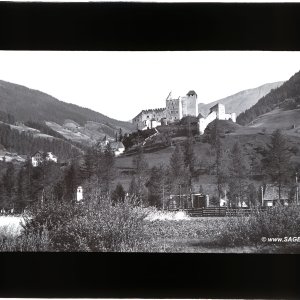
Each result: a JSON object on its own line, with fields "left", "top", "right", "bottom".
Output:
{"left": 0, "top": 2, "right": 300, "bottom": 299}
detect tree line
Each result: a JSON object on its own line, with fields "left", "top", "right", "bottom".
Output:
{"left": 0, "top": 122, "right": 82, "bottom": 160}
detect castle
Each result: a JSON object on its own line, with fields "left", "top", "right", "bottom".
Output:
{"left": 132, "top": 90, "right": 198, "bottom": 130}
{"left": 198, "top": 103, "right": 236, "bottom": 134}
{"left": 132, "top": 91, "right": 236, "bottom": 134}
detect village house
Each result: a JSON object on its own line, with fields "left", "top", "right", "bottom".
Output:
{"left": 110, "top": 141, "right": 125, "bottom": 156}
{"left": 262, "top": 184, "right": 292, "bottom": 206}
{"left": 97, "top": 136, "right": 125, "bottom": 157}
{"left": 31, "top": 151, "right": 58, "bottom": 167}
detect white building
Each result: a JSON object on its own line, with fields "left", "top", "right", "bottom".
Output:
{"left": 198, "top": 103, "right": 236, "bottom": 134}
{"left": 31, "top": 151, "right": 58, "bottom": 167}
{"left": 110, "top": 141, "right": 125, "bottom": 156}
{"left": 76, "top": 186, "right": 83, "bottom": 201}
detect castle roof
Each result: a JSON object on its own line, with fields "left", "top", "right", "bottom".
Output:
{"left": 187, "top": 90, "right": 197, "bottom": 97}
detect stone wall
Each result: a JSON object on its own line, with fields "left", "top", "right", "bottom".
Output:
{"left": 132, "top": 108, "right": 166, "bottom": 130}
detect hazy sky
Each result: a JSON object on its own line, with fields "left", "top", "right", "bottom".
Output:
{"left": 0, "top": 51, "right": 299, "bottom": 121}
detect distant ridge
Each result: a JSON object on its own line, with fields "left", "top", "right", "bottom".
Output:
{"left": 0, "top": 79, "right": 134, "bottom": 136}
{"left": 237, "top": 70, "right": 300, "bottom": 126}
{"left": 198, "top": 81, "right": 284, "bottom": 117}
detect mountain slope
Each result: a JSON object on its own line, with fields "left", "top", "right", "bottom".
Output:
{"left": 0, "top": 80, "right": 134, "bottom": 138}
{"left": 236, "top": 70, "right": 300, "bottom": 126}
{"left": 248, "top": 108, "right": 300, "bottom": 130}
{"left": 198, "top": 81, "right": 284, "bottom": 117}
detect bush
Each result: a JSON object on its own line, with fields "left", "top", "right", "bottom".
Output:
{"left": 1, "top": 194, "right": 152, "bottom": 252}
{"left": 220, "top": 205, "right": 300, "bottom": 247}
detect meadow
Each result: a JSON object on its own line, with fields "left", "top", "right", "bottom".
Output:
{"left": 1, "top": 204, "right": 300, "bottom": 253}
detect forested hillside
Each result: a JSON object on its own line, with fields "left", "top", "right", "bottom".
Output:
{"left": 0, "top": 122, "right": 82, "bottom": 159}
{"left": 237, "top": 71, "right": 300, "bottom": 125}
{"left": 0, "top": 80, "right": 134, "bottom": 135}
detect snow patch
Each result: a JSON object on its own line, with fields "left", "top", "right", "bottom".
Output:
{"left": 0, "top": 216, "right": 25, "bottom": 236}
{"left": 144, "top": 209, "right": 190, "bottom": 221}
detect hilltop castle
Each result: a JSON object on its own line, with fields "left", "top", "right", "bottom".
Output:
{"left": 132, "top": 90, "right": 198, "bottom": 130}
{"left": 132, "top": 91, "right": 236, "bottom": 134}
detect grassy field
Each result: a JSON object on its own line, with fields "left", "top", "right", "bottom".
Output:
{"left": 2, "top": 207, "right": 300, "bottom": 253}
{"left": 145, "top": 216, "right": 300, "bottom": 253}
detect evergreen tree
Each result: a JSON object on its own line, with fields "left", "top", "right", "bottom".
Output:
{"left": 2, "top": 163, "right": 15, "bottom": 209}
{"left": 146, "top": 165, "right": 166, "bottom": 208}
{"left": 262, "top": 129, "right": 292, "bottom": 203}
{"left": 183, "top": 137, "right": 196, "bottom": 174}
{"left": 246, "top": 183, "right": 258, "bottom": 207}
{"left": 128, "top": 176, "right": 138, "bottom": 196}
{"left": 212, "top": 121, "right": 227, "bottom": 200}
{"left": 111, "top": 183, "right": 126, "bottom": 203}
{"left": 63, "top": 163, "right": 79, "bottom": 202}
{"left": 132, "top": 146, "right": 149, "bottom": 205}
{"left": 169, "top": 144, "right": 191, "bottom": 198}
{"left": 118, "top": 128, "right": 123, "bottom": 142}
{"left": 228, "top": 142, "right": 249, "bottom": 207}
{"left": 101, "top": 143, "right": 116, "bottom": 194}
{"left": 80, "top": 148, "right": 96, "bottom": 181}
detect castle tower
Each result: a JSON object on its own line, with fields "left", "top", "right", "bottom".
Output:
{"left": 166, "top": 92, "right": 182, "bottom": 122}
{"left": 181, "top": 90, "right": 198, "bottom": 117}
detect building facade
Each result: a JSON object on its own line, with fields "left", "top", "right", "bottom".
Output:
{"left": 181, "top": 90, "right": 198, "bottom": 118}
{"left": 132, "top": 108, "right": 166, "bottom": 131}
{"left": 198, "top": 103, "right": 236, "bottom": 134}
{"left": 31, "top": 151, "right": 58, "bottom": 167}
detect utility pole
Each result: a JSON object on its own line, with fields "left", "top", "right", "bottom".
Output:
{"left": 261, "top": 186, "right": 264, "bottom": 207}
{"left": 296, "top": 172, "right": 299, "bottom": 205}
{"left": 162, "top": 184, "right": 165, "bottom": 210}
{"left": 179, "top": 184, "right": 182, "bottom": 209}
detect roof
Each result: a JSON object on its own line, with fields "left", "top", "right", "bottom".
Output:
{"left": 110, "top": 141, "right": 125, "bottom": 150}
{"left": 263, "top": 184, "right": 290, "bottom": 201}
{"left": 32, "top": 150, "right": 44, "bottom": 156}
{"left": 187, "top": 90, "right": 197, "bottom": 97}
{"left": 32, "top": 151, "right": 56, "bottom": 157}
{"left": 197, "top": 113, "right": 204, "bottom": 119}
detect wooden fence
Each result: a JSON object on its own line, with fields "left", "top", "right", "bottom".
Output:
{"left": 182, "top": 207, "right": 268, "bottom": 217}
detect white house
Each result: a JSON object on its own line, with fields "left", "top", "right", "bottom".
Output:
{"left": 31, "top": 151, "right": 58, "bottom": 167}
{"left": 110, "top": 141, "right": 125, "bottom": 156}
{"left": 97, "top": 137, "right": 125, "bottom": 157}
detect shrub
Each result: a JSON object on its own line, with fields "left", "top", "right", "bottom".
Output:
{"left": 5, "top": 195, "right": 152, "bottom": 252}
{"left": 220, "top": 205, "right": 300, "bottom": 247}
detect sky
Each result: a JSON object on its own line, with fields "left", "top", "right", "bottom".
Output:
{"left": 0, "top": 51, "right": 300, "bottom": 121}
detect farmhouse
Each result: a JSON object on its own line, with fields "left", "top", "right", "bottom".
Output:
{"left": 31, "top": 151, "right": 58, "bottom": 167}
{"left": 262, "top": 184, "right": 291, "bottom": 206}
{"left": 97, "top": 137, "right": 125, "bottom": 156}
{"left": 110, "top": 141, "right": 125, "bottom": 156}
